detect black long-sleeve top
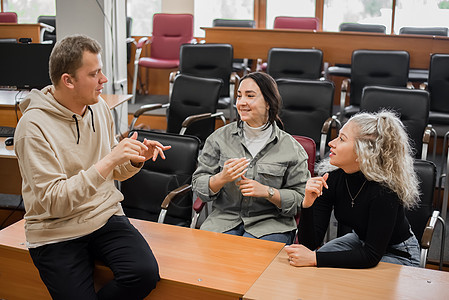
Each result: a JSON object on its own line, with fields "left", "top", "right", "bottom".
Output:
{"left": 297, "top": 169, "right": 412, "bottom": 268}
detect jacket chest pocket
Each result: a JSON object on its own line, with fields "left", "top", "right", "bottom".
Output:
{"left": 256, "top": 163, "right": 287, "bottom": 188}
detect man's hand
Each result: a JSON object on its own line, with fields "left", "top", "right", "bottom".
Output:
{"left": 95, "top": 132, "right": 171, "bottom": 178}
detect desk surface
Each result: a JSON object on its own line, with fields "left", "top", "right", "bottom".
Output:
{"left": 0, "top": 23, "right": 43, "bottom": 43}
{"left": 0, "top": 90, "right": 131, "bottom": 110}
{"left": 244, "top": 250, "right": 449, "bottom": 300}
{"left": 203, "top": 27, "right": 449, "bottom": 69}
{"left": 0, "top": 218, "right": 284, "bottom": 299}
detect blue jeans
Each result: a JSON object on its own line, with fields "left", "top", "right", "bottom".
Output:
{"left": 29, "top": 215, "right": 160, "bottom": 300}
{"left": 318, "top": 231, "right": 420, "bottom": 267}
{"left": 223, "top": 222, "right": 295, "bottom": 244}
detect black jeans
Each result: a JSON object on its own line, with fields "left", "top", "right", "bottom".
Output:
{"left": 29, "top": 215, "right": 160, "bottom": 300}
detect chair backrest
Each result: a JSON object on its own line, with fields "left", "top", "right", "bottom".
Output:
{"left": 399, "top": 27, "right": 448, "bottom": 37}
{"left": 339, "top": 23, "right": 386, "bottom": 33}
{"left": 291, "top": 135, "right": 316, "bottom": 240}
{"left": 406, "top": 159, "right": 436, "bottom": 243}
{"left": 360, "top": 86, "right": 430, "bottom": 157}
{"left": 428, "top": 53, "right": 449, "bottom": 115}
{"left": 350, "top": 50, "right": 410, "bottom": 107}
{"left": 212, "top": 19, "right": 256, "bottom": 28}
{"left": 167, "top": 74, "right": 223, "bottom": 143}
{"left": 0, "top": 12, "right": 18, "bottom": 23}
{"left": 267, "top": 48, "right": 323, "bottom": 80}
{"left": 292, "top": 135, "right": 316, "bottom": 177}
{"left": 274, "top": 16, "right": 319, "bottom": 30}
{"left": 121, "top": 130, "right": 200, "bottom": 227}
{"left": 179, "top": 43, "right": 233, "bottom": 98}
{"left": 277, "top": 78, "right": 334, "bottom": 147}
{"left": 37, "top": 15, "right": 56, "bottom": 43}
{"left": 151, "top": 13, "right": 193, "bottom": 60}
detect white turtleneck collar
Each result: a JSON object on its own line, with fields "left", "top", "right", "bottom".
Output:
{"left": 243, "top": 122, "right": 272, "bottom": 157}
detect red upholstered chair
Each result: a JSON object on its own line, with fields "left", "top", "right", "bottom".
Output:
{"left": 273, "top": 16, "right": 319, "bottom": 30}
{"left": 131, "top": 13, "right": 195, "bottom": 104}
{"left": 0, "top": 12, "right": 18, "bottom": 23}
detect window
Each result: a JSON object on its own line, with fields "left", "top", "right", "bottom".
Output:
{"left": 394, "top": 0, "right": 449, "bottom": 33}
{"left": 127, "top": 0, "right": 161, "bottom": 36}
{"left": 323, "top": 0, "right": 392, "bottom": 32}
{"left": 194, "top": 0, "right": 253, "bottom": 37}
{"left": 266, "top": 0, "right": 315, "bottom": 29}
{"left": 4, "top": 0, "right": 55, "bottom": 23}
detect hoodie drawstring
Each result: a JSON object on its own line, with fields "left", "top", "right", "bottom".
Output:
{"left": 72, "top": 115, "right": 80, "bottom": 144}
{"left": 87, "top": 106, "right": 96, "bottom": 133}
{"left": 72, "top": 107, "right": 96, "bottom": 144}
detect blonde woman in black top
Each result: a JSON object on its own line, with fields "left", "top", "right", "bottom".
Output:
{"left": 285, "top": 110, "right": 421, "bottom": 268}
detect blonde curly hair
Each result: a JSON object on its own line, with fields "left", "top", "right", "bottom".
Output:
{"left": 317, "top": 110, "right": 420, "bottom": 208}
{"left": 350, "top": 110, "right": 419, "bottom": 208}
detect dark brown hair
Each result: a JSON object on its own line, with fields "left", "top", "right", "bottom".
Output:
{"left": 238, "top": 72, "right": 283, "bottom": 128}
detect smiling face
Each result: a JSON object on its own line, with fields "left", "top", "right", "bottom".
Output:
{"left": 236, "top": 78, "right": 269, "bottom": 127}
{"left": 328, "top": 120, "right": 360, "bottom": 173}
{"left": 70, "top": 51, "right": 108, "bottom": 112}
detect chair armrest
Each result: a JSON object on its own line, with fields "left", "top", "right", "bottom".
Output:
{"left": 169, "top": 71, "right": 180, "bottom": 84}
{"left": 421, "top": 125, "right": 436, "bottom": 160}
{"left": 320, "top": 116, "right": 341, "bottom": 160}
{"left": 420, "top": 210, "right": 446, "bottom": 269}
{"left": 129, "top": 103, "right": 169, "bottom": 130}
{"left": 193, "top": 197, "right": 206, "bottom": 213}
{"left": 136, "top": 37, "right": 151, "bottom": 49}
{"left": 180, "top": 112, "right": 225, "bottom": 135}
{"left": 158, "top": 184, "right": 192, "bottom": 224}
{"left": 339, "top": 78, "right": 350, "bottom": 122}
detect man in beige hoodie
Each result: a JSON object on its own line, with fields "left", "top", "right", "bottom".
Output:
{"left": 14, "top": 34, "right": 170, "bottom": 300}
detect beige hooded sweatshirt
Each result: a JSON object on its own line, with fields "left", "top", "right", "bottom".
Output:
{"left": 14, "top": 86, "right": 141, "bottom": 246}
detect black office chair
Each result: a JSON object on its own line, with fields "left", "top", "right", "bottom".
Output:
{"left": 121, "top": 130, "right": 200, "bottom": 227}
{"left": 277, "top": 78, "right": 340, "bottom": 161}
{"left": 360, "top": 86, "right": 432, "bottom": 160}
{"left": 399, "top": 26, "right": 448, "bottom": 36}
{"left": 338, "top": 159, "right": 445, "bottom": 269}
{"left": 266, "top": 48, "right": 323, "bottom": 81}
{"left": 339, "top": 50, "right": 410, "bottom": 122}
{"left": 327, "top": 23, "right": 386, "bottom": 78}
{"left": 170, "top": 43, "right": 238, "bottom": 121}
{"left": 407, "top": 159, "right": 445, "bottom": 269}
{"left": 399, "top": 28, "right": 448, "bottom": 83}
{"left": 212, "top": 19, "right": 256, "bottom": 75}
{"left": 126, "top": 17, "right": 133, "bottom": 65}
{"left": 339, "top": 23, "right": 386, "bottom": 33}
{"left": 129, "top": 74, "right": 224, "bottom": 146}
{"left": 37, "top": 15, "right": 56, "bottom": 44}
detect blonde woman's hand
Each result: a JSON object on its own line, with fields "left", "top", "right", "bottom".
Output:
{"left": 284, "top": 244, "right": 317, "bottom": 267}
{"left": 302, "top": 173, "right": 329, "bottom": 208}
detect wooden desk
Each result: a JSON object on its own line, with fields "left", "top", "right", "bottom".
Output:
{"left": 203, "top": 27, "right": 449, "bottom": 69}
{"left": 244, "top": 250, "right": 449, "bottom": 300}
{"left": 0, "top": 91, "right": 131, "bottom": 127}
{"left": 0, "top": 137, "right": 20, "bottom": 195}
{"left": 0, "top": 219, "right": 284, "bottom": 299}
{"left": 0, "top": 23, "right": 43, "bottom": 43}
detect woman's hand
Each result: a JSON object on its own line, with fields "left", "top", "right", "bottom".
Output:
{"left": 209, "top": 157, "right": 249, "bottom": 194}
{"left": 284, "top": 244, "right": 317, "bottom": 267}
{"left": 219, "top": 157, "right": 250, "bottom": 183}
{"left": 236, "top": 175, "right": 266, "bottom": 198}
{"left": 302, "top": 173, "right": 329, "bottom": 208}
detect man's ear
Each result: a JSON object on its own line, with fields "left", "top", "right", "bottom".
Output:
{"left": 61, "top": 73, "right": 74, "bottom": 88}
